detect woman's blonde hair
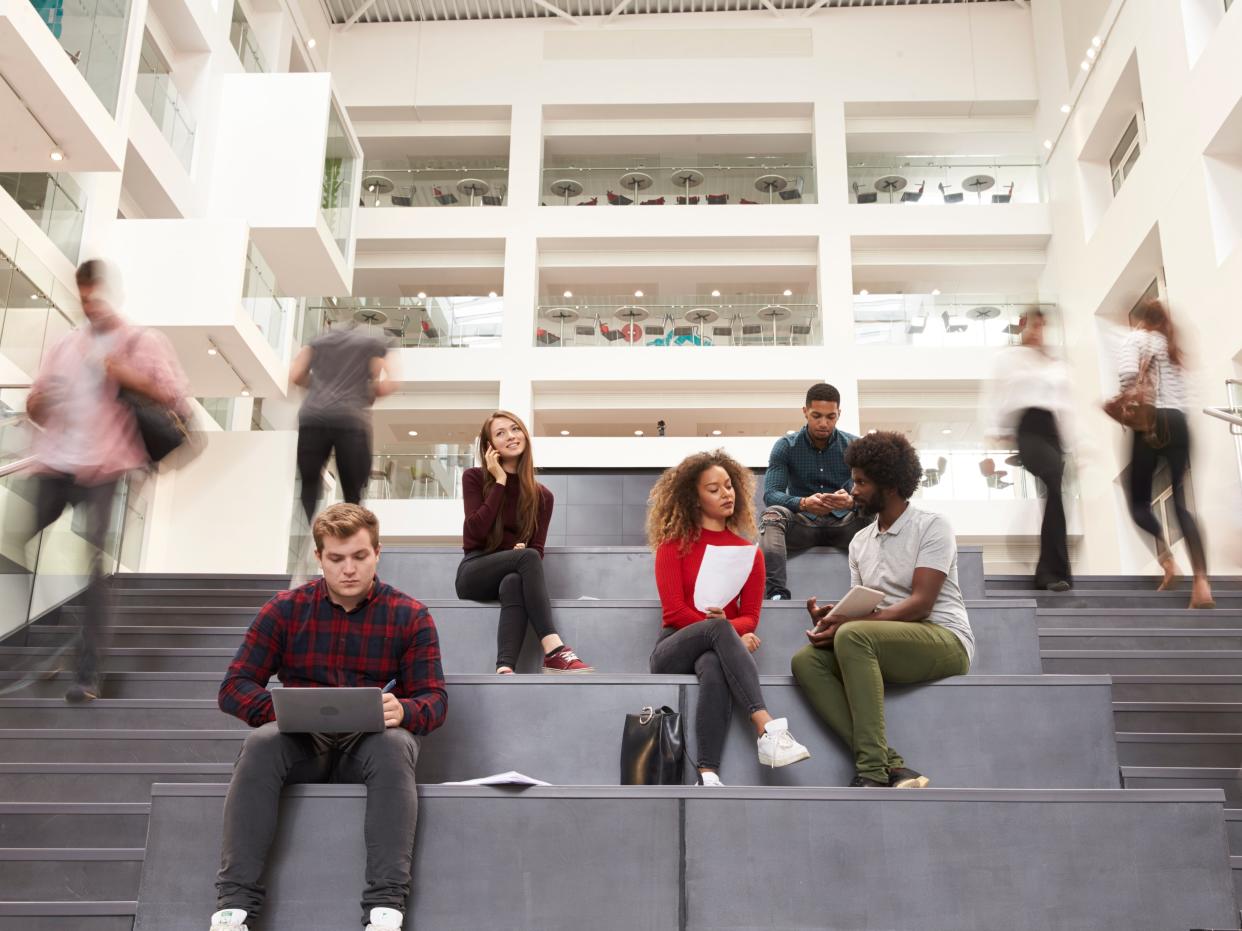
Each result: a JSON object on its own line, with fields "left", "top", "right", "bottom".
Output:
{"left": 646, "top": 449, "right": 756, "bottom": 553}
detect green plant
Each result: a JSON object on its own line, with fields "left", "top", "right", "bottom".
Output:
{"left": 321, "top": 157, "right": 343, "bottom": 211}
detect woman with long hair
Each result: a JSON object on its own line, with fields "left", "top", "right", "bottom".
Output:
{"left": 648, "top": 450, "right": 810, "bottom": 786}
{"left": 985, "top": 307, "right": 1074, "bottom": 591}
{"left": 455, "top": 411, "right": 592, "bottom": 673}
{"left": 1119, "top": 299, "right": 1214, "bottom": 609}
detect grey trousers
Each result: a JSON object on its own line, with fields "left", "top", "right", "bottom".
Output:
{"left": 759, "top": 505, "right": 871, "bottom": 597}
{"left": 216, "top": 723, "right": 420, "bottom": 927}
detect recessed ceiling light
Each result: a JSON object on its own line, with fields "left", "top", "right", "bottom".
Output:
{"left": 711, "top": 290, "right": 721, "bottom": 297}
{"left": 941, "top": 428, "right": 952, "bottom": 435}
{"left": 241, "top": 388, "right": 251, "bottom": 398}
{"left": 1060, "top": 104, "right": 1071, "bottom": 113}
{"left": 1080, "top": 60, "right": 1090, "bottom": 71}
{"left": 711, "top": 429, "right": 722, "bottom": 436}
{"left": 560, "top": 430, "right": 570, "bottom": 436}
{"left": 634, "top": 290, "right": 644, "bottom": 298}
{"left": 859, "top": 289, "right": 869, "bottom": 296}
{"left": 1092, "top": 36, "right": 1102, "bottom": 47}
{"left": 307, "top": 37, "right": 316, "bottom": 48}
{"left": 931, "top": 288, "right": 941, "bottom": 296}
{"left": 1086, "top": 47, "right": 1097, "bottom": 60}
{"left": 207, "top": 346, "right": 218, "bottom": 356}
{"left": 407, "top": 430, "right": 418, "bottom": 436}
{"left": 634, "top": 430, "right": 644, "bottom": 436}
{"left": 867, "top": 429, "right": 877, "bottom": 434}
{"left": 1043, "top": 140, "right": 1053, "bottom": 150}
{"left": 29, "top": 293, "right": 39, "bottom": 300}
{"left": 563, "top": 291, "right": 572, "bottom": 299}
{"left": 417, "top": 292, "right": 427, "bottom": 300}
{"left": 786, "top": 429, "right": 797, "bottom": 435}
{"left": 488, "top": 291, "right": 498, "bottom": 299}
{"left": 783, "top": 289, "right": 793, "bottom": 297}
{"left": 49, "top": 148, "right": 64, "bottom": 162}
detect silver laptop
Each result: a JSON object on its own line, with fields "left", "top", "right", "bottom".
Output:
{"left": 272, "top": 687, "right": 385, "bottom": 734}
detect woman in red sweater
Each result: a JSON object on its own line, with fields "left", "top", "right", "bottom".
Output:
{"left": 648, "top": 450, "right": 810, "bottom": 785}
{"left": 455, "top": 411, "right": 591, "bottom": 674}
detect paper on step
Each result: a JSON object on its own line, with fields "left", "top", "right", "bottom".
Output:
{"left": 693, "top": 544, "right": 758, "bottom": 613}
{"left": 441, "top": 770, "right": 551, "bottom": 787}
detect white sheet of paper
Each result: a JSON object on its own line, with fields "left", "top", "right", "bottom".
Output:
{"left": 693, "top": 544, "right": 758, "bottom": 613}
{"left": 441, "top": 770, "right": 550, "bottom": 787}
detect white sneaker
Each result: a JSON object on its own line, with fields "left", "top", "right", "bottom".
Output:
{"left": 209, "top": 908, "right": 248, "bottom": 931}
{"left": 698, "top": 771, "right": 725, "bottom": 787}
{"left": 366, "top": 906, "right": 405, "bottom": 930}
{"left": 757, "top": 718, "right": 811, "bottom": 768}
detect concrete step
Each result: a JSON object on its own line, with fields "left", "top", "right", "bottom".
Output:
{"left": 0, "top": 699, "right": 243, "bottom": 730}
{"left": 997, "top": 590, "right": 1242, "bottom": 609}
{"left": 0, "top": 902, "right": 136, "bottom": 931}
{"left": 1114, "top": 703, "right": 1242, "bottom": 733}
{"left": 9, "top": 600, "right": 1042, "bottom": 677}
{"left": 1035, "top": 608, "right": 1242, "bottom": 629}
{"left": 987, "top": 574, "right": 1242, "bottom": 591}
{"left": 1116, "top": 733, "right": 1242, "bottom": 768}
{"left": 134, "top": 784, "right": 1238, "bottom": 931}
{"left": 0, "top": 803, "right": 151, "bottom": 848}
{"left": 0, "top": 764, "right": 234, "bottom": 803}
{"left": 1040, "top": 629, "right": 1242, "bottom": 651}
{"left": 0, "top": 677, "right": 1121, "bottom": 795}
{"left": 0, "top": 671, "right": 223, "bottom": 700}
{"left": 1123, "top": 766, "right": 1242, "bottom": 805}
{"left": 1111, "top": 676, "right": 1242, "bottom": 704}
{"left": 1042, "top": 651, "right": 1242, "bottom": 676}
{"left": 0, "top": 848, "right": 143, "bottom": 900}
{"left": 1226, "top": 809, "right": 1242, "bottom": 851}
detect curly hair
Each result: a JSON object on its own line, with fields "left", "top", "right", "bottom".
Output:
{"left": 646, "top": 449, "right": 757, "bottom": 553}
{"left": 844, "top": 431, "right": 923, "bottom": 500}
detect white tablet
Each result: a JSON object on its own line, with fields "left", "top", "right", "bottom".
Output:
{"left": 827, "top": 585, "right": 887, "bottom": 619}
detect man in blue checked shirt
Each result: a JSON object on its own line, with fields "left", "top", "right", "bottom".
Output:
{"left": 760, "top": 383, "right": 874, "bottom": 600}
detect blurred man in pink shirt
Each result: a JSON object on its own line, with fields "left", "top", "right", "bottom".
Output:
{"left": 25, "top": 259, "right": 187, "bottom": 702}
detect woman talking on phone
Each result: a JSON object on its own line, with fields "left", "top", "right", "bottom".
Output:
{"left": 647, "top": 450, "right": 810, "bottom": 786}
{"left": 455, "top": 411, "right": 592, "bottom": 674}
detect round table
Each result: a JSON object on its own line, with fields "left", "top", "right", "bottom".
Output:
{"left": 757, "top": 304, "right": 791, "bottom": 342}
{"left": 362, "top": 176, "right": 394, "bottom": 206}
{"left": 550, "top": 179, "right": 584, "bottom": 205}
{"left": 354, "top": 308, "right": 389, "bottom": 326}
{"left": 671, "top": 169, "right": 704, "bottom": 204}
{"left": 875, "top": 175, "right": 908, "bottom": 203}
{"left": 619, "top": 172, "right": 654, "bottom": 205}
{"left": 967, "top": 305, "right": 1002, "bottom": 320}
{"left": 456, "top": 178, "right": 491, "bottom": 206}
{"left": 616, "top": 306, "right": 649, "bottom": 344}
{"left": 541, "top": 305, "right": 579, "bottom": 343}
{"left": 684, "top": 307, "right": 719, "bottom": 342}
{"left": 754, "top": 174, "right": 788, "bottom": 204}
{"left": 962, "top": 174, "right": 996, "bottom": 201}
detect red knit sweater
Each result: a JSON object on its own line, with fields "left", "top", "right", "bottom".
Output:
{"left": 654, "top": 528, "right": 764, "bottom": 636}
{"left": 461, "top": 467, "right": 554, "bottom": 556}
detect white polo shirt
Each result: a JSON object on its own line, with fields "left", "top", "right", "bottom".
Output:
{"left": 848, "top": 503, "right": 975, "bottom": 662}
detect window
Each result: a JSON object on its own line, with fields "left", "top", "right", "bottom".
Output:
{"left": 1127, "top": 276, "right": 1162, "bottom": 327}
{"left": 1110, "top": 114, "right": 1143, "bottom": 195}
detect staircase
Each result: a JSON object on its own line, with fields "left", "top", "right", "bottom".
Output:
{"left": 0, "top": 552, "right": 1236, "bottom": 930}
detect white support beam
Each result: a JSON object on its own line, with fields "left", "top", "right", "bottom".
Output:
{"left": 801, "top": 0, "right": 829, "bottom": 16}
{"left": 605, "top": 0, "right": 631, "bottom": 23}
{"left": 759, "top": 0, "right": 781, "bottom": 17}
{"left": 532, "top": 0, "right": 581, "bottom": 24}
{"left": 340, "top": 0, "right": 380, "bottom": 30}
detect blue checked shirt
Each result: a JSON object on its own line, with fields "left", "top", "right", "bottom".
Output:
{"left": 763, "top": 426, "right": 859, "bottom": 519}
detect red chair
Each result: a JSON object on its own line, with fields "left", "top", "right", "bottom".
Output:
{"left": 577, "top": 197, "right": 599, "bottom": 206}
{"left": 640, "top": 196, "right": 666, "bottom": 206}
{"left": 606, "top": 191, "right": 633, "bottom": 206}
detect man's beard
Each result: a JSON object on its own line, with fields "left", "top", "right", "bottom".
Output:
{"left": 857, "top": 489, "right": 886, "bottom": 517}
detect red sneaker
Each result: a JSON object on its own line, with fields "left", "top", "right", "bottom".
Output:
{"left": 542, "top": 646, "right": 592, "bottom": 674}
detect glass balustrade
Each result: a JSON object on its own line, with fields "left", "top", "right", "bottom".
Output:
{"left": 540, "top": 155, "right": 816, "bottom": 206}
{"left": 321, "top": 104, "right": 358, "bottom": 257}
{"left": 242, "top": 243, "right": 294, "bottom": 353}
{"left": 0, "top": 172, "right": 86, "bottom": 262}
{"left": 853, "top": 294, "right": 1059, "bottom": 348}
{"left": 534, "top": 295, "right": 820, "bottom": 348}
{"left": 229, "top": 0, "right": 265, "bottom": 73}
{"left": 367, "top": 450, "right": 474, "bottom": 500}
{"left": 360, "top": 162, "right": 510, "bottom": 208}
{"left": 302, "top": 296, "right": 503, "bottom": 348}
{"left": 0, "top": 218, "right": 78, "bottom": 383}
{"left": 135, "top": 51, "right": 196, "bottom": 170}
{"left": 913, "top": 448, "right": 1077, "bottom": 502}
{"left": 847, "top": 155, "right": 1044, "bottom": 205}
{"left": 29, "top": 0, "right": 132, "bottom": 114}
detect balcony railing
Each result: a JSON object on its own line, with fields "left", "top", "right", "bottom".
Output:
{"left": 540, "top": 156, "right": 816, "bottom": 206}
{"left": 360, "top": 163, "right": 510, "bottom": 208}
{"left": 229, "top": 1, "right": 265, "bottom": 73}
{"left": 368, "top": 450, "right": 474, "bottom": 500}
{"left": 302, "top": 296, "right": 503, "bottom": 348}
{"left": 854, "top": 294, "right": 1058, "bottom": 348}
{"left": 534, "top": 295, "right": 820, "bottom": 347}
{"left": 321, "top": 103, "right": 358, "bottom": 256}
{"left": 242, "top": 244, "right": 294, "bottom": 353}
{"left": 135, "top": 70, "right": 196, "bottom": 170}
{"left": 0, "top": 217, "right": 76, "bottom": 381}
{"left": 0, "top": 172, "right": 86, "bottom": 262}
{"left": 30, "top": 0, "right": 132, "bottom": 114}
{"left": 914, "top": 449, "right": 1077, "bottom": 502}
{"left": 847, "top": 156, "right": 1044, "bottom": 205}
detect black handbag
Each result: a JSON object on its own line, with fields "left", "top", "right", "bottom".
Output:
{"left": 620, "top": 705, "right": 684, "bottom": 785}
{"left": 120, "top": 389, "right": 190, "bottom": 463}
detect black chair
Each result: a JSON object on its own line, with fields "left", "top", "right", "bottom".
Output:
{"left": 900, "top": 181, "right": 925, "bottom": 203}
{"left": 606, "top": 191, "right": 633, "bottom": 206}
{"left": 672, "top": 326, "right": 694, "bottom": 337}
{"left": 600, "top": 324, "right": 626, "bottom": 342}
{"left": 481, "top": 195, "right": 503, "bottom": 206}
{"left": 706, "top": 193, "right": 729, "bottom": 205}
{"left": 535, "top": 328, "right": 560, "bottom": 346}
{"left": 852, "top": 182, "right": 877, "bottom": 205}
{"left": 391, "top": 193, "right": 413, "bottom": 207}
{"left": 991, "top": 182, "right": 1014, "bottom": 204}
{"left": 923, "top": 456, "right": 948, "bottom": 487}
{"left": 789, "top": 324, "right": 812, "bottom": 344}
{"left": 433, "top": 187, "right": 458, "bottom": 206}
{"left": 941, "top": 311, "right": 968, "bottom": 333}
{"left": 575, "top": 325, "right": 595, "bottom": 337}
{"left": 938, "top": 182, "right": 964, "bottom": 204}
{"left": 778, "top": 176, "right": 805, "bottom": 201}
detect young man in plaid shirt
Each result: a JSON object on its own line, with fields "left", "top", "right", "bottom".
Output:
{"left": 759, "top": 383, "right": 873, "bottom": 600}
{"left": 210, "top": 503, "right": 447, "bottom": 931}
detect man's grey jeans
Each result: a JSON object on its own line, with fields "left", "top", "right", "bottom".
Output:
{"left": 758, "top": 506, "right": 871, "bottom": 597}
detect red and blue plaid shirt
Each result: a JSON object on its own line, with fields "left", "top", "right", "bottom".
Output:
{"left": 218, "top": 577, "right": 447, "bottom": 735}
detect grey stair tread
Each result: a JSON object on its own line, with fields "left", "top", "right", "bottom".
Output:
{"left": 1112, "top": 703, "right": 1242, "bottom": 733}
{"left": 1033, "top": 609, "right": 1242, "bottom": 630}
{"left": 988, "top": 574, "right": 1242, "bottom": 589}
{"left": 0, "top": 859, "right": 142, "bottom": 905}
{"left": 0, "top": 804, "right": 151, "bottom": 847}
{"left": 1002, "top": 591, "right": 1242, "bottom": 608}
{"left": 1042, "top": 651, "right": 1242, "bottom": 675}
{"left": 132, "top": 784, "right": 1236, "bottom": 931}
{"left": 1116, "top": 732, "right": 1242, "bottom": 767}
{"left": 1039, "top": 630, "right": 1242, "bottom": 651}
{"left": 0, "top": 902, "right": 137, "bottom": 915}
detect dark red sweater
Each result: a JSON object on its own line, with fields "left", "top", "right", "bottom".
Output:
{"left": 461, "top": 467, "right": 554, "bottom": 556}
{"left": 654, "top": 528, "right": 764, "bottom": 636}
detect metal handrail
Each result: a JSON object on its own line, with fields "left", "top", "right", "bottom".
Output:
{"left": 1204, "top": 407, "right": 1242, "bottom": 430}
{"left": 0, "top": 455, "right": 35, "bottom": 478}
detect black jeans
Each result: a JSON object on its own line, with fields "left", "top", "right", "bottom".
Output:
{"left": 30, "top": 473, "right": 118, "bottom": 686}
{"left": 1016, "top": 408, "right": 1070, "bottom": 587}
{"left": 758, "top": 506, "right": 870, "bottom": 597}
{"left": 649, "top": 618, "right": 767, "bottom": 772}
{"left": 297, "top": 422, "right": 372, "bottom": 525}
{"left": 217, "top": 723, "right": 420, "bottom": 927}
{"left": 455, "top": 548, "right": 559, "bottom": 670}
{"left": 1127, "top": 409, "right": 1207, "bottom": 575}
